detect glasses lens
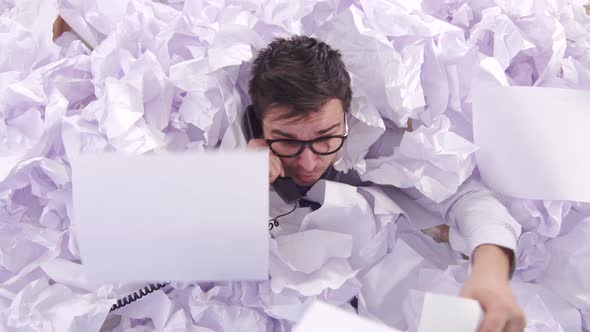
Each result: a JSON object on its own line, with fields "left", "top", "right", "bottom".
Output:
{"left": 269, "top": 141, "right": 302, "bottom": 157}
{"left": 311, "top": 137, "right": 344, "bottom": 154}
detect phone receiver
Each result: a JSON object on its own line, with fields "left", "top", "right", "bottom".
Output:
{"left": 244, "top": 105, "right": 263, "bottom": 141}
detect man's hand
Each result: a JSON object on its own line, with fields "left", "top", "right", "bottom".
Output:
{"left": 247, "top": 139, "right": 285, "bottom": 184}
{"left": 460, "top": 244, "right": 526, "bottom": 332}
{"left": 53, "top": 16, "right": 71, "bottom": 41}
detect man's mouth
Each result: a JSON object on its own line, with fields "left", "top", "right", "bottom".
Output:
{"left": 296, "top": 172, "right": 318, "bottom": 183}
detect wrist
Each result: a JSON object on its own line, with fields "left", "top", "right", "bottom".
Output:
{"left": 471, "top": 244, "right": 511, "bottom": 281}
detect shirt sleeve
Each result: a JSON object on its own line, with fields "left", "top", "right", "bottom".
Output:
{"left": 362, "top": 122, "right": 522, "bottom": 259}
{"left": 401, "top": 178, "right": 522, "bottom": 257}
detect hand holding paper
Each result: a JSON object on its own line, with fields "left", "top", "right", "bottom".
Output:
{"left": 460, "top": 245, "right": 525, "bottom": 332}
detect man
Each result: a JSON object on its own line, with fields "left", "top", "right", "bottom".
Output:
{"left": 247, "top": 35, "right": 525, "bottom": 332}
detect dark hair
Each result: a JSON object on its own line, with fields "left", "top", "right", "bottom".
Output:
{"left": 248, "top": 35, "right": 352, "bottom": 120}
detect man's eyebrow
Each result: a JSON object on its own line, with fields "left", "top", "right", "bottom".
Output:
{"left": 270, "top": 129, "right": 296, "bottom": 139}
{"left": 316, "top": 123, "right": 341, "bottom": 135}
{"left": 270, "top": 122, "right": 341, "bottom": 139}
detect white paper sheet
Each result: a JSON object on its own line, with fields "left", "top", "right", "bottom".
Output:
{"left": 418, "top": 293, "right": 482, "bottom": 332}
{"left": 472, "top": 86, "right": 590, "bottom": 202}
{"left": 71, "top": 151, "right": 269, "bottom": 284}
{"left": 293, "top": 300, "right": 401, "bottom": 332}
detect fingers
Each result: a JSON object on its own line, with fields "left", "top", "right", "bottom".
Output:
{"left": 247, "top": 138, "right": 267, "bottom": 149}
{"left": 459, "top": 263, "right": 525, "bottom": 332}
{"left": 477, "top": 303, "right": 525, "bottom": 332}
{"left": 458, "top": 287, "right": 472, "bottom": 298}
{"left": 278, "top": 158, "right": 285, "bottom": 177}
{"left": 248, "top": 139, "right": 285, "bottom": 184}
{"left": 504, "top": 309, "right": 526, "bottom": 332}
{"left": 269, "top": 154, "right": 283, "bottom": 183}
{"left": 478, "top": 310, "right": 507, "bottom": 332}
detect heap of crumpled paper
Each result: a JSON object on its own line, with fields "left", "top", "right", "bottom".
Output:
{"left": 2, "top": 0, "right": 590, "bottom": 331}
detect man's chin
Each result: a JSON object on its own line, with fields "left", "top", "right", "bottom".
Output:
{"left": 292, "top": 174, "right": 320, "bottom": 187}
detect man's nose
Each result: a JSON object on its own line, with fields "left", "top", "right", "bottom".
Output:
{"left": 297, "top": 147, "right": 318, "bottom": 172}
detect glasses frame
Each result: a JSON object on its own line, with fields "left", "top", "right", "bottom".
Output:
{"left": 265, "top": 115, "right": 349, "bottom": 158}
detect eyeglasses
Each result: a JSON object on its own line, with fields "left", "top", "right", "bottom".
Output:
{"left": 265, "top": 115, "right": 348, "bottom": 158}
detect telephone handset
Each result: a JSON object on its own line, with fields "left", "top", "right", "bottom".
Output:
{"left": 243, "top": 105, "right": 300, "bottom": 203}
{"left": 244, "top": 105, "right": 263, "bottom": 141}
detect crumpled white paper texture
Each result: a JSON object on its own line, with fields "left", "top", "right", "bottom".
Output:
{"left": 3, "top": 0, "right": 590, "bottom": 331}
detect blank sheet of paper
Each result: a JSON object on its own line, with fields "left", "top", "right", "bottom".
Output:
{"left": 293, "top": 301, "right": 401, "bottom": 332}
{"left": 418, "top": 293, "right": 483, "bottom": 332}
{"left": 473, "top": 86, "right": 590, "bottom": 202}
{"left": 72, "top": 151, "right": 269, "bottom": 284}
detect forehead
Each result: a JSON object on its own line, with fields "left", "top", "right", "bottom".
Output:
{"left": 262, "top": 98, "right": 344, "bottom": 129}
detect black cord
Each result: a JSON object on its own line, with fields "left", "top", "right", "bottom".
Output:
{"left": 110, "top": 282, "right": 170, "bottom": 312}
{"left": 269, "top": 202, "right": 298, "bottom": 230}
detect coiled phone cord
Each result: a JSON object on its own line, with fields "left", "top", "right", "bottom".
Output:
{"left": 109, "top": 282, "right": 170, "bottom": 312}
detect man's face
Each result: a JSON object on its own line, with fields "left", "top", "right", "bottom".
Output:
{"left": 262, "top": 98, "right": 346, "bottom": 187}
